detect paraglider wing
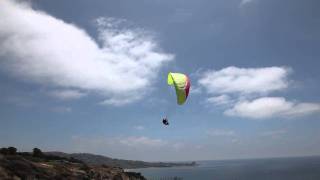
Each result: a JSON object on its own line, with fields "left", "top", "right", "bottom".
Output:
{"left": 167, "top": 72, "right": 191, "bottom": 105}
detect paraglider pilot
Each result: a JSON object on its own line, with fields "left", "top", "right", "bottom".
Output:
{"left": 162, "top": 117, "right": 169, "bottom": 126}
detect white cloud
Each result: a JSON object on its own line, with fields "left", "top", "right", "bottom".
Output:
{"left": 0, "top": 1, "right": 173, "bottom": 106}
{"left": 225, "top": 97, "right": 320, "bottom": 119}
{"left": 206, "top": 129, "right": 235, "bottom": 137}
{"left": 198, "top": 66, "right": 290, "bottom": 95}
{"left": 198, "top": 66, "right": 320, "bottom": 120}
{"left": 133, "top": 125, "right": 145, "bottom": 130}
{"left": 48, "top": 90, "right": 86, "bottom": 100}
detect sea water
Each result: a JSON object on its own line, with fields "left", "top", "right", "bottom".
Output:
{"left": 129, "top": 156, "right": 320, "bottom": 180}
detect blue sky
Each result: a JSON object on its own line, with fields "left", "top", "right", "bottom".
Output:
{"left": 1, "top": 0, "right": 320, "bottom": 161}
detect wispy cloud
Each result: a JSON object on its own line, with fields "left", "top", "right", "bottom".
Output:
{"left": 207, "top": 95, "right": 233, "bottom": 106}
{"left": 190, "top": 86, "right": 202, "bottom": 95}
{"left": 206, "top": 129, "right": 235, "bottom": 137}
{"left": 170, "top": 8, "right": 193, "bottom": 23}
{"left": 133, "top": 125, "right": 145, "bottom": 130}
{"left": 50, "top": 106, "right": 72, "bottom": 113}
{"left": 119, "top": 136, "right": 167, "bottom": 147}
{"left": 225, "top": 97, "right": 320, "bottom": 119}
{"left": 48, "top": 90, "right": 86, "bottom": 100}
{"left": 4, "top": 96, "right": 35, "bottom": 108}
{"left": 0, "top": 1, "right": 173, "bottom": 106}
{"left": 240, "top": 0, "right": 255, "bottom": 6}
{"left": 261, "top": 129, "right": 287, "bottom": 138}
{"left": 72, "top": 136, "right": 167, "bottom": 149}
{"left": 172, "top": 142, "right": 185, "bottom": 151}
{"left": 100, "top": 95, "right": 141, "bottom": 106}
{"left": 70, "top": 135, "right": 202, "bottom": 161}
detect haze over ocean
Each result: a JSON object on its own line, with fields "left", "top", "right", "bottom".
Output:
{"left": 131, "top": 156, "right": 320, "bottom": 180}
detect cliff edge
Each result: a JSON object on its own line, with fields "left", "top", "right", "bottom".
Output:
{"left": 0, "top": 152, "right": 145, "bottom": 180}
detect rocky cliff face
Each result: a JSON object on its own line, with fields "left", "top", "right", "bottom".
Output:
{"left": 0, "top": 154, "right": 146, "bottom": 180}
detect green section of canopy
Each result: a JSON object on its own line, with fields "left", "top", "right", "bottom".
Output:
{"left": 168, "top": 72, "right": 187, "bottom": 105}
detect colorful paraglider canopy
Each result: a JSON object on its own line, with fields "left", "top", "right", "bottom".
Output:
{"left": 167, "top": 72, "right": 190, "bottom": 105}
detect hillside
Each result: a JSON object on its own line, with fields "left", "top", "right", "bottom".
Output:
{"left": 0, "top": 148, "right": 145, "bottom": 180}
{"left": 47, "top": 152, "right": 197, "bottom": 169}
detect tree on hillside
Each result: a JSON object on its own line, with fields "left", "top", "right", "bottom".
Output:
{"left": 7, "top": 147, "right": 17, "bottom": 155}
{"left": 33, "top": 148, "right": 43, "bottom": 157}
{"left": 0, "top": 147, "right": 17, "bottom": 155}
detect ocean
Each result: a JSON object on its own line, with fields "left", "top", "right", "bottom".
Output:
{"left": 128, "top": 156, "right": 320, "bottom": 180}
